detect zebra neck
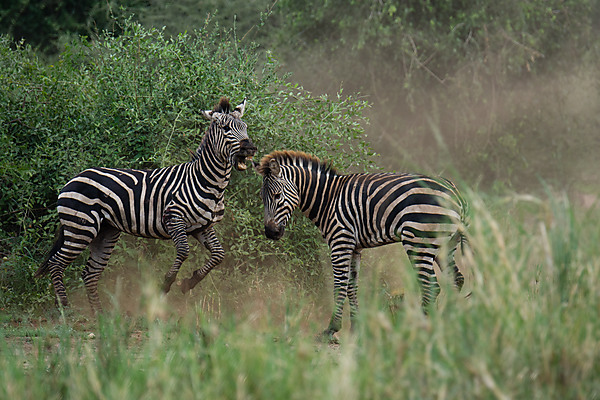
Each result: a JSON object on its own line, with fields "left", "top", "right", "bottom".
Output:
{"left": 192, "top": 138, "right": 232, "bottom": 190}
{"left": 296, "top": 167, "right": 340, "bottom": 228}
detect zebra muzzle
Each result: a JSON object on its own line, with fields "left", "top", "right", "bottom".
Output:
{"left": 265, "top": 220, "right": 284, "bottom": 240}
{"left": 233, "top": 139, "right": 257, "bottom": 171}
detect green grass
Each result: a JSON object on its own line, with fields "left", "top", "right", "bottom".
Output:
{"left": 1, "top": 191, "right": 599, "bottom": 399}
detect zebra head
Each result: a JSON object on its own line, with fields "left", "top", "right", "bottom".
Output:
{"left": 255, "top": 156, "right": 300, "bottom": 240}
{"left": 202, "top": 98, "right": 257, "bottom": 171}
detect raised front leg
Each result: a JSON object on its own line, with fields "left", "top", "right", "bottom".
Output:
{"left": 180, "top": 227, "right": 225, "bottom": 294}
{"left": 163, "top": 214, "right": 190, "bottom": 293}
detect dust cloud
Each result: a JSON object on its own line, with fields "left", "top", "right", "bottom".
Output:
{"left": 65, "top": 243, "right": 334, "bottom": 334}
{"left": 281, "top": 45, "right": 600, "bottom": 199}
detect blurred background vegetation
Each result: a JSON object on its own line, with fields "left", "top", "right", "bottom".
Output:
{"left": 1, "top": 0, "right": 599, "bottom": 309}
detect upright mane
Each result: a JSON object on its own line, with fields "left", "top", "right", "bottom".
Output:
{"left": 257, "top": 150, "right": 337, "bottom": 175}
{"left": 191, "top": 97, "right": 232, "bottom": 161}
{"left": 214, "top": 97, "right": 231, "bottom": 113}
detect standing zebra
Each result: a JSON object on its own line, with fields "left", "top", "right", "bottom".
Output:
{"left": 255, "top": 150, "right": 468, "bottom": 339}
{"left": 35, "top": 98, "right": 257, "bottom": 313}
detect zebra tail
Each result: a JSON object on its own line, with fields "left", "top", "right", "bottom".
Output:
{"left": 35, "top": 225, "right": 65, "bottom": 278}
{"left": 458, "top": 229, "right": 469, "bottom": 254}
{"left": 457, "top": 190, "right": 470, "bottom": 253}
{"left": 447, "top": 227, "right": 468, "bottom": 254}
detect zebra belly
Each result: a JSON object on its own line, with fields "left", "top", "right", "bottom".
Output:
{"left": 352, "top": 202, "right": 460, "bottom": 250}
{"left": 58, "top": 166, "right": 227, "bottom": 241}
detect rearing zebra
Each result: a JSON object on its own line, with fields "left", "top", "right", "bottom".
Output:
{"left": 255, "top": 151, "right": 468, "bottom": 339}
{"left": 35, "top": 98, "right": 257, "bottom": 313}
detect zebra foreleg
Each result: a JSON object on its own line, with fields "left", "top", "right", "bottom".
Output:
{"left": 180, "top": 228, "right": 225, "bottom": 294}
{"left": 163, "top": 217, "right": 190, "bottom": 293}
{"left": 322, "top": 249, "right": 353, "bottom": 342}
{"left": 81, "top": 224, "right": 121, "bottom": 314}
{"left": 348, "top": 250, "right": 362, "bottom": 332}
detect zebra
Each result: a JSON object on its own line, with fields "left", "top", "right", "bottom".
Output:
{"left": 35, "top": 98, "right": 257, "bottom": 313}
{"left": 254, "top": 150, "right": 468, "bottom": 340}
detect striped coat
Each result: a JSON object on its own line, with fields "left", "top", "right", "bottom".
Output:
{"left": 255, "top": 151, "right": 468, "bottom": 339}
{"left": 36, "top": 98, "right": 256, "bottom": 312}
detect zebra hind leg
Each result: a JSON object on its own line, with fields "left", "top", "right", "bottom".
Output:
{"left": 447, "top": 245, "right": 465, "bottom": 291}
{"left": 347, "top": 251, "right": 361, "bottom": 332}
{"left": 408, "top": 254, "right": 440, "bottom": 314}
{"left": 434, "top": 236, "right": 464, "bottom": 292}
{"left": 180, "top": 228, "right": 224, "bottom": 294}
{"left": 81, "top": 224, "right": 121, "bottom": 314}
{"left": 36, "top": 225, "right": 95, "bottom": 309}
{"left": 446, "top": 241, "right": 472, "bottom": 299}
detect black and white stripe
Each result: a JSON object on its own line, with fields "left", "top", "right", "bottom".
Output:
{"left": 36, "top": 98, "right": 256, "bottom": 312}
{"left": 255, "top": 151, "right": 468, "bottom": 338}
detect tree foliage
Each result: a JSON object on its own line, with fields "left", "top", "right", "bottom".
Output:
{"left": 0, "top": 0, "right": 142, "bottom": 55}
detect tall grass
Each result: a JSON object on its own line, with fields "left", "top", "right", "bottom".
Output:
{"left": 1, "top": 191, "right": 599, "bottom": 399}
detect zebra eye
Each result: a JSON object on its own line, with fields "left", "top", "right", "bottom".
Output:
{"left": 274, "top": 193, "right": 282, "bottom": 201}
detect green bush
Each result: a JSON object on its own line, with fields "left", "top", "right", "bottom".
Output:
{"left": 0, "top": 19, "right": 373, "bottom": 308}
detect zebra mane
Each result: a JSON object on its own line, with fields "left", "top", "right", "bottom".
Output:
{"left": 189, "top": 98, "right": 233, "bottom": 162}
{"left": 214, "top": 97, "right": 231, "bottom": 113}
{"left": 257, "top": 150, "right": 337, "bottom": 175}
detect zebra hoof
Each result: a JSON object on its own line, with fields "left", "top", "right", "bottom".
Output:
{"left": 180, "top": 278, "right": 192, "bottom": 294}
{"left": 162, "top": 278, "right": 176, "bottom": 294}
{"left": 180, "top": 276, "right": 200, "bottom": 294}
{"left": 55, "top": 296, "right": 69, "bottom": 309}
{"left": 316, "top": 330, "right": 339, "bottom": 345}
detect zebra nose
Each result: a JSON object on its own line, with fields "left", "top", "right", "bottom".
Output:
{"left": 265, "top": 220, "right": 283, "bottom": 240}
{"left": 239, "top": 139, "right": 257, "bottom": 156}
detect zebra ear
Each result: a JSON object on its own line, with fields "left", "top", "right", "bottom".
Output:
{"left": 201, "top": 110, "right": 222, "bottom": 120}
{"left": 252, "top": 160, "right": 262, "bottom": 175}
{"left": 232, "top": 99, "right": 246, "bottom": 119}
{"left": 268, "top": 159, "right": 281, "bottom": 177}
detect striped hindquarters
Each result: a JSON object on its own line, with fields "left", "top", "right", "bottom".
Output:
{"left": 344, "top": 173, "right": 465, "bottom": 249}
